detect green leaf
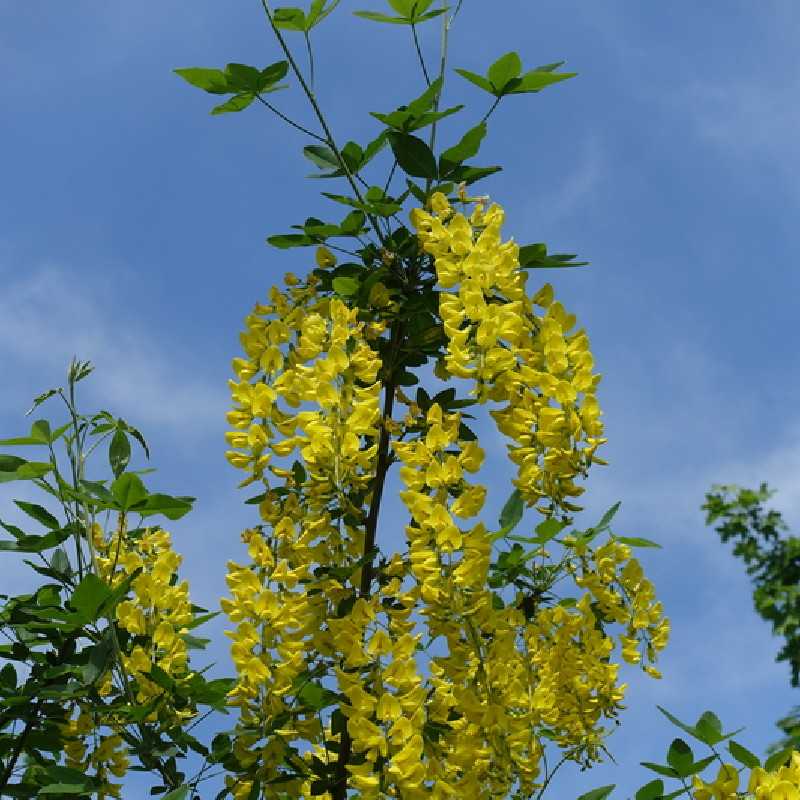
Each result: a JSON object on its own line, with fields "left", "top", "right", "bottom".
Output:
{"left": 224, "top": 63, "right": 263, "bottom": 91}
{"left": 458, "top": 422, "right": 477, "bottom": 441}
{"left": 440, "top": 122, "right": 487, "bottom": 175}
{"left": 292, "top": 461, "right": 307, "bottom": 485}
{"left": 640, "top": 761, "right": 679, "bottom": 779}
{"left": 109, "top": 428, "right": 131, "bottom": 478}
{"left": 11, "top": 461, "right": 52, "bottom": 481}
{"left": 535, "top": 60, "right": 566, "bottom": 72}
{"left": 296, "top": 681, "right": 338, "bottom": 710}
{"left": 39, "top": 784, "right": 91, "bottom": 795}
{"left": 354, "top": 10, "right": 411, "bottom": 24}
{"left": 68, "top": 358, "right": 94, "bottom": 385}
{"left": 406, "top": 76, "right": 443, "bottom": 116}
{"left": 694, "top": 711, "right": 723, "bottom": 745}
{"left": 518, "top": 243, "right": 588, "bottom": 269}
{"left": 83, "top": 631, "right": 113, "bottom": 685}
{"left": 51, "top": 548, "right": 70, "bottom": 576}
{"left": 138, "top": 493, "right": 194, "bottom": 521}
{"left": 635, "top": 779, "right": 664, "bottom": 800}
{"left": 211, "top": 93, "right": 256, "bottom": 115}
{"left": 174, "top": 67, "right": 231, "bottom": 94}
{"left": 388, "top": 0, "right": 432, "bottom": 14}
{"left": 499, "top": 489, "right": 524, "bottom": 533}
{"left": 0, "top": 662, "right": 16, "bottom": 690}
{"left": 509, "top": 68, "right": 576, "bottom": 94}
{"left": 454, "top": 68, "right": 494, "bottom": 94}
{"left": 273, "top": 7, "right": 307, "bottom": 30}
{"left": 162, "top": 788, "right": 190, "bottom": 800}
{"left": 332, "top": 277, "right": 361, "bottom": 297}
{"left": 0, "top": 454, "right": 25, "bottom": 473}
{"left": 70, "top": 574, "right": 112, "bottom": 622}
{"left": 304, "top": 144, "right": 340, "bottom": 172}
{"left": 14, "top": 501, "right": 60, "bottom": 530}
{"left": 0, "top": 522, "right": 71, "bottom": 553}
{"left": 487, "top": 51, "right": 522, "bottom": 92}
{"left": 267, "top": 233, "right": 316, "bottom": 249}
{"left": 595, "top": 501, "right": 621, "bottom": 531}
{"left": 388, "top": 132, "right": 437, "bottom": 180}
{"left": 446, "top": 164, "right": 502, "bottom": 186}
{"left": 355, "top": 3, "right": 444, "bottom": 24}
{"left": 661, "top": 790, "right": 691, "bottom": 800}
{"left": 26, "top": 387, "right": 59, "bottom": 415}
{"left": 666, "top": 738, "right": 694, "bottom": 777}
{"left": 765, "top": 745, "right": 793, "bottom": 772}
{"left": 111, "top": 473, "right": 148, "bottom": 511}
{"left": 728, "top": 740, "right": 760, "bottom": 768}
{"left": 615, "top": 536, "right": 661, "bottom": 549}
{"left": 576, "top": 786, "right": 615, "bottom": 800}
{"left": 307, "top": 0, "right": 341, "bottom": 28}
{"left": 657, "top": 706, "right": 700, "bottom": 741}
{"left": 534, "top": 517, "right": 567, "bottom": 544}
{"left": 0, "top": 419, "right": 52, "bottom": 446}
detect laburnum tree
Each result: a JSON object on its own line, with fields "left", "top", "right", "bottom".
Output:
{"left": 209, "top": 2, "right": 669, "bottom": 797}
{"left": 2, "top": 2, "right": 797, "bottom": 800}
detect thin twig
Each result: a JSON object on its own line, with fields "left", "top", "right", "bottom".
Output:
{"left": 426, "top": 0, "right": 450, "bottom": 193}
{"left": 304, "top": 31, "right": 315, "bottom": 89}
{"left": 534, "top": 752, "right": 570, "bottom": 800}
{"left": 411, "top": 22, "right": 431, "bottom": 86}
{"left": 254, "top": 95, "right": 326, "bottom": 142}
{"left": 259, "top": 0, "right": 385, "bottom": 244}
{"left": 332, "top": 322, "right": 404, "bottom": 800}
{"left": 383, "top": 158, "right": 398, "bottom": 196}
{"left": 480, "top": 95, "right": 501, "bottom": 123}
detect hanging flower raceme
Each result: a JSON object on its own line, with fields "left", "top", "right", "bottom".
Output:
{"left": 221, "top": 200, "right": 668, "bottom": 799}
{"left": 60, "top": 705, "right": 129, "bottom": 800}
{"left": 54, "top": 519, "right": 199, "bottom": 795}
{"left": 411, "top": 193, "right": 606, "bottom": 517}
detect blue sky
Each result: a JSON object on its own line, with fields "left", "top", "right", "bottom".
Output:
{"left": 2, "top": 1, "right": 800, "bottom": 797}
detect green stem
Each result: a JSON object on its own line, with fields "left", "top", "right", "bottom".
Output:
{"left": 253, "top": 95, "right": 326, "bottom": 142}
{"left": 480, "top": 95, "right": 502, "bottom": 123}
{"left": 533, "top": 752, "right": 570, "bottom": 800}
{"left": 259, "top": 0, "right": 385, "bottom": 244}
{"left": 426, "top": 0, "right": 450, "bottom": 194}
{"left": 383, "top": 158, "right": 398, "bottom": 196}
{"left": 304, "top": 31, "right": 315, "bottom": 89}
{"left": 411, "top": 21, "right": 431, "bottom": 86}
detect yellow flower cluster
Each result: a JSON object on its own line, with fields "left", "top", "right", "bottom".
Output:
{"left": 61, "top": 706, "right": 129, "bottom": 799}
{"left": 55, "top": 521, "right": 197, "bottom": 793}
{"left": 93, "top": 521, "right": 194, "bottom": 713}
{"left": 223, "top": 276, "right": 395, "bottom": 795}
{"left": 221, "top": 199, "right": 668, "bottom": 798}
{"left": 225, "top": 275, "right": 382, "bottom": 493}
{"left": 411, "top": 193, "right": 605, "bottom": 515}
{"left": 571, "top": 538, "right": 670, "bottom": 675}
{"left": 394, "top": 402, "right": 668, "bottom": 792}
{"left": 693, "top": 752, "right": 800, "bottom": 800}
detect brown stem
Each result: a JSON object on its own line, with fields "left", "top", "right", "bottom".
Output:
{"left": 332, "top": 323, "right": 403, "bottom": 800}
{"left": 359, "top": 383, "right": 396, "bottom": 597}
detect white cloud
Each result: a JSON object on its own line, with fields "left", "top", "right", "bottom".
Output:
{"left": 718, "top": 424, "right": 800, "bottom": 534}
{"left": 522, "top": 133, "right": 606, "bottom": 233}
{"left": 674, "top": 4, "right": 800, "bottom": 180}
{"left": 685, "top": 79, "right": 800, "bottom": 170}
{"left": 0, "top": 264, "right": 224, "bottom": 432}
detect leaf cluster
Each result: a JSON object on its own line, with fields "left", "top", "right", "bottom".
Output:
{"left": 0, "top": 364, "right": 229, "bottom": 797}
